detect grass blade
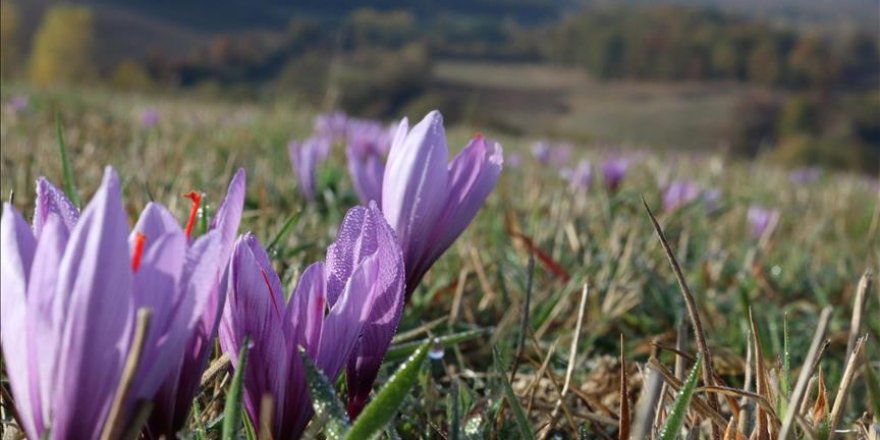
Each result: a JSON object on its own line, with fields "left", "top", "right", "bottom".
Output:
{"left": 659, "top": 355, "right": 703, "bottom": 440}
{"left": 298, "top": 347, "right": 351, "bottom": 439}
{"left": 222, "top": 338, "right": 251, "bottom": 440}
{"left": 345, "top": 340, "right": 432, "bottom": 440}
{"left": 385, "top": 328, "right": 491, "bottom": 362}
{"left": 493, "top": 346, "right": 536, "bottom": 440}
{"left": 266, "top": 210, "right": 303, "bottom": 254}
{"left": 55, "top": 114, "right": 81, "bottom": 207}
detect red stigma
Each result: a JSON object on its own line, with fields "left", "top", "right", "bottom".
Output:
{"left": 473, "top": 132, "right": 485, "bottom": 141}
{"left": 183, "top": 191, "right": 201, "bottom": 238}
{"left": 260, "top": 268, "right": 281, "bottom": 316}
{"left": 131, "top": 232, "right": 147, "bottom": 272}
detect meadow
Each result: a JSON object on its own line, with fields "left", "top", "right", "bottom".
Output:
{"left": 1, "top": 83, "right": 878, "bottom": 439}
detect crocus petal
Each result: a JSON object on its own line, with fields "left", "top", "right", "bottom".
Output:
{"left": 347, "top": 146, "right": 385, "bottom": 206}
{"left": 26, "top": 214, "right": 69, "bottom": 435}
{"left": 345, "top": 203, "right": 406, "bottom": 417}
{"left": 381, "top": 110, "right": 449, "bottom": 274}
{"left": 414, "top": 136, "right": 503, "bottom": 290}
{"left": 129, "top": 203, "right": 188, "bottom": 399}
{"left": 219, "top": 234, "right": 289, "bottom": 437}
{"left": 325, "top": 205, "right": 382, "bottom": 305}
{"left": 285, "top": 262, "right": 326, "bottom": 359}
{"left": 316, "top": 255, "right": 381, "bottom": 383}
{"left": 33, "top": 177, "right": 79, "bottom": 237}
{"left": 52, "top": 167, "right": 134, "bottom": 440}
{"left": 0, "top": 204, "right": 38, "bottom": 438}
{"left": 210, "top": 168, "right": 246, "bottom": 252}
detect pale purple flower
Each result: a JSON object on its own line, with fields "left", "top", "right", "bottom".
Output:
{"left": 146, "top": 169, "right": 246, "bottom": 438}
{"left": 1, "top": 167, "right": 243, "bottom": 440}
{"left": 602, "top": 158, "right": 629, "bottom": 192}
{"left": 314, "top": 111, "right": 349, "bottom": 142}
{"left": 381, "top": 110, "right": 503, "bottom": 298}
{"left": 789, "top": 167, "right": 822, "bottom": 185}
{"left": 663, "top": 180, "right": 701, "bottom": 212}
{"left": 550, "top": 143, "right": 573, "bottom": 167}
{"left": 8, "top": 95, "right": 29, "bottom": 114}
{"left": 531, "top": 141, "right": 551, "bottom": 165}
{"left": 568, "top": 160, "right": 592, "bottom": 191}
{"left": 346, "top": 119, "right": 395, "bottom": 205}
{"left": 506, "top": 153, "right": 523, "bottom": 169}
{"left": 289, "top": 137, "right": 331, "bottom": 202}
{"left": 219, "top": 202, "right": 404, "bottom": 438}
{"left": 703, "top": 188, "right": 722, "bottom": 214}
{"left": 747, "top": 206, "right": 780, "bottom": 239}
{"left": 140, "top": 109, "right": 160, "bottom": 128}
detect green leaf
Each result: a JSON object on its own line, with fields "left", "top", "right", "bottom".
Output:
{"left": 266, "top": 210, "right": 304, "bottom": 255}
{"left": 55, "top": 114, "right": 81, "bottom": 208}
{"left": 658, "top": 355, "right": 702, "bottom": 440}
{"left": 779, "top": 312, "right": 791, "bottom": 415}
{"left": 447, "top": 379, "right": 461, "bottom": 440}
{"left": 385, "top": 328, "right": 491, "bottom": 362}
{"left": 344, "top": 340, "right": 432, "bottom": 440}
{"left": 222, "top": 339, "right": 251, "bottom": 440}
{"left": 298, "top": 347, "right": 351, "bottom": 440}
{"left": 191, "top": 400, "right": 206, "bottom": 440}
{"left": 493, "top": 347, "right": 535, "bottom": 440}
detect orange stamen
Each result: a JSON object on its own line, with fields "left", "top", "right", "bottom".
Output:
{"left": 183, "top": 191, "right": 201, "bottom": 239}
{"left": 131, "top": 232, "right": 147, "bottom": 272}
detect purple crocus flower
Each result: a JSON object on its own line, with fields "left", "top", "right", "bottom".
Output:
{"left": 702, "top": 188, "right": 722, "bottom": 214}
{"left": 381, "top": 110, "right": 503, "bottom": 298}
{"left": 346, "top": 119, "right": 395, "bottom": 205}
{"left": 0, "top": 167, "right": 239, "bottom": 440}
{"left": 663, "top": 180, "right": 701, "bottom": 213}
{"left": 747, "top": 206, "right": 780, "bottom": 239}
{"left": 550, "top": 143, "right": 573, "bottom": 167}
{"left": 789, "top": 167, "right": 822, "bottom": 185}
{"left": 314, "top": 111, "right": 349, "bottom": 142}
{"left": 146, "top": 169, "right": 246, "bottom": 438}
{"left": 219, "top": 202, "right": 404, "bottom": 438}
{"left": 568, "top": 160, "right": 592, "bottom": 191}
{"left": 531, "top": 141, "right": 551, "bottom": 165}
{"left": 601, "top": 158, "right": 629, "bottom": 192}
{"left": 140, "top": 109, "right": 160, "bottom": 128}
{"left": 8, "top": 95, "right": 29, "bottom": 114}
{"left": 289, "top": 137, "right": 331, "bottom": 202}
{"left": 506, "top": 153, "right": 523, "bottom": 169}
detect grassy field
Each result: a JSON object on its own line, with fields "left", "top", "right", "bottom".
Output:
{"left": 435, "top": 61, "right": 764, "bottom": 150}
{"left": 1, "top": 83, "right": 879, "bottom": 439}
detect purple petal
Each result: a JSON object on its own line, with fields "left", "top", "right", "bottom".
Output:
{"left": 285, "top": 262, "right": 326, "bottom": 359}
{"left": 347, "top": 145, "right": 385, "bottom": 206}
{"left": 209, "top": 168, "right": 246, "bottom": 255}
{"left": 129, "top": 203, "right": 188, "bottom": 399}
{"left": 289, "top": 138, "right": 329, "bottom": 202}
{"left": 381, "top": 110, "right": 450, "bottom": 275}
{"left": 26, "top": 214, "right": 70, "bottom": 435}
{"left": 317, "top": 254, "right": 381, "bottom": 380}
{"left": 219, "top": 234, "right": 289, "bottom": 437}
{"left": 345, "top": 203, "right": 406, "bottom": 417}
{"left": 53, "top": 167, "right": 135, "bottom": 439}
{"left": 33, "top": 177, "right": 79, "bottom": 237}
{"left": 0, "top": 204, "right": 39, "bottom": 438}
{"left": 413, "top": 136, "right": 503, "bottom": 291}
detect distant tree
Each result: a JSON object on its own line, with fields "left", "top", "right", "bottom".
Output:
{"left": 110, "top": 59, "right": 153, "bottom": 91}
{"left": 729, "top": 92, "right": 782, "bottom": 157}
{"left": 28, "top": 5, "right": 96, "bottom": 87}
{"left": 1, "top": 0, "right": 21, "bottom": 77}
{"left": 747, "top": 39, "right": 783, "bottom": 85}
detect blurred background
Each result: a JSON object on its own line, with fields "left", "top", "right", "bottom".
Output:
{"left": 1, "top": 0, "right": 878, "bottom": 173}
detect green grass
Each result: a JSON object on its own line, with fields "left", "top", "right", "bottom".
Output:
{"left": 1, "top": 83, "right": 878, "bottom": 439}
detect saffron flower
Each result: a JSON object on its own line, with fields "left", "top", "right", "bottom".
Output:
{"left": 568, "top": 160, "right": 593, "bottom": 191}
{"left": 531, "top": 141, "right": 551, "bottom": 165}
{"left": 702, "top": 188, "right": 722, "bottom": 214}
{"left": 381, "top": 110, "right": 503, "bottom": 297}
{"left": 146, "top": 169, "right": 246, "bottom": 438}
{"left": 288, "top": 136, "right": 331, "bottom": 202}
{"left": 550, "top": 143, "right": 572, "bottom": 167}
{"left": 314, "top": 111, "right": 349, "bottom": 142}
{"left": 601, "top": 158, "right": 629, "bottom": 193}
{"left": 663, "top": 180, "right": 701, "bottom": 212}
{"left": 789, "top": 167, "right": 822, "bottom": 185}
{"left": 747, "top": 205, "right": 780, "bottom": 239}
{"left": 139, "top": 109, "right": 160, "bottom": 128}
{"left": 346, "top": 119, "right": 394, "bottom": 205}
{"left": 1, "top": 167, "right": 242, "bottom": 440}
{"left": 219, "top": 202, "right": 404, "bottom": 438}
